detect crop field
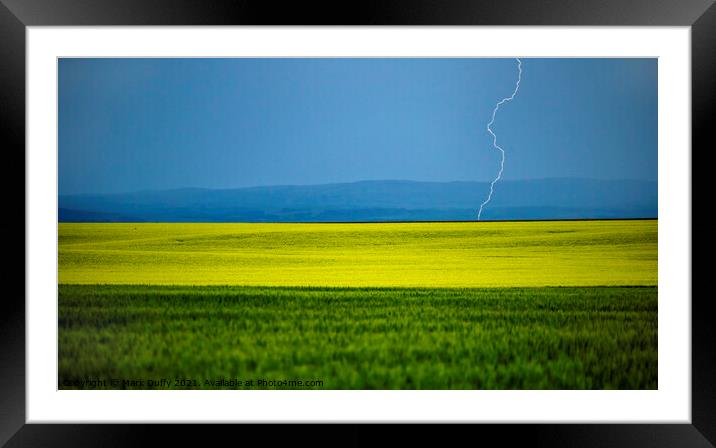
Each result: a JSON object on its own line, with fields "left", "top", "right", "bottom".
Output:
{"left": 59, "top": 220, "right": 657, "bottom": 287}
{"left": 58, "top": 220, "right": 658, "bottom": 389}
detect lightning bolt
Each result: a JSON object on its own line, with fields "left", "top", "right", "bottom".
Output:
{"left": 477, "top": 58, "right": 522, "bottom": 221}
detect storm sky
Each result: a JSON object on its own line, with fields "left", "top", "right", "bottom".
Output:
{"left": 59, "top": 58, "right": 657, "bottom": 195}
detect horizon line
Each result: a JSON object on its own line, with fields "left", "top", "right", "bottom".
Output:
{"left": 58, "top": 217, "right": 658, "bottom": 224}
{"left": 60, "top": 176, "right": 659, "bottom": 197}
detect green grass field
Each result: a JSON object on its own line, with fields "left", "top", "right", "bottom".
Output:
{"left": 58, "top": 220, "right": 658, "bottom": 389}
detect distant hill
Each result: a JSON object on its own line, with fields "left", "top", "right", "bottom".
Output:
{"left": 58, "top": 178, "right": 657, "bottom": 222}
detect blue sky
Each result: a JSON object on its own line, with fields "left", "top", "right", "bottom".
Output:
{"left": 59, "top": 58, "right": 657, "bottom": 195}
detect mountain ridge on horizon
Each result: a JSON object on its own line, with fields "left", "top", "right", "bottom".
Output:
{"left": 59, "top": 178, "right": 657, "bottom": 223}
{"left": 61, "top": 177, "right": 656, "bottom": 197}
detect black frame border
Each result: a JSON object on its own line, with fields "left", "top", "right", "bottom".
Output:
{"left": 2, "top": 0, "right": 711, "bottom": 446}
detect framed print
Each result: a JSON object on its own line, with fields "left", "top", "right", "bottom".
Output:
{"left": 2, "top": 0, "right": 711, "bottom": 445}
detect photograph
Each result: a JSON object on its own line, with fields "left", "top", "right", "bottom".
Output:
{"left": 57, "top": 56, "right": 658, "bottom": 390}
{"left": 1, "top": 0, "right": 707, "bottom": 441}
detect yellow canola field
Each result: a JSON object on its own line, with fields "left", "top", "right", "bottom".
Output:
{"left": 58, "top": 220, "right": 657, "bottom": 287}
